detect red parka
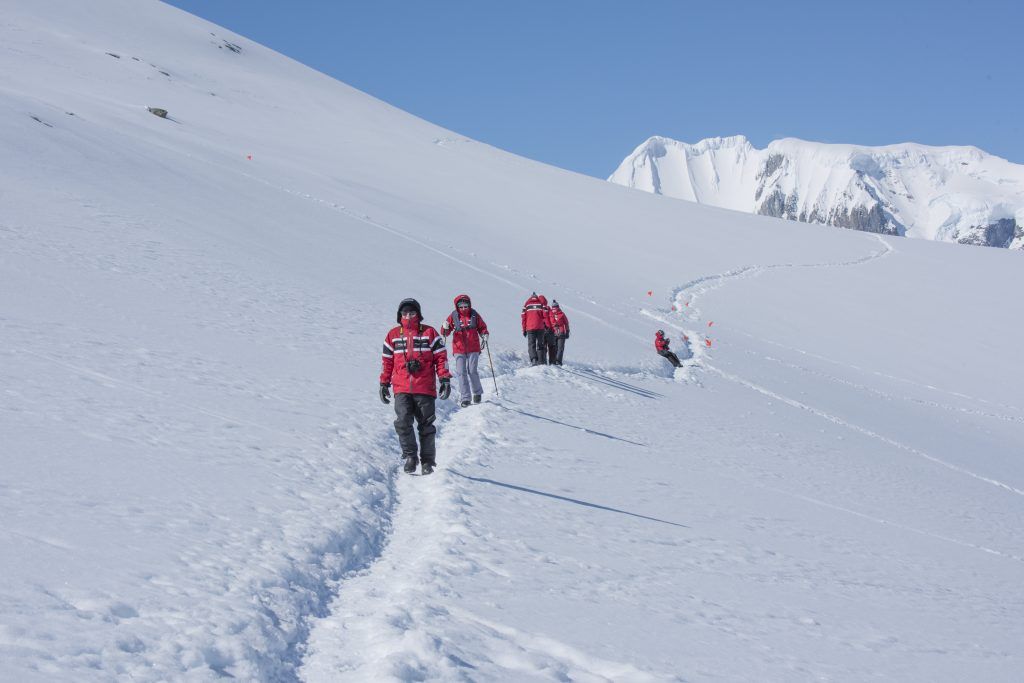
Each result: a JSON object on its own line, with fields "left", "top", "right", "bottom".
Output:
{"left": 442, "top": 294, "right": 489, "bottom": 354}
{"left": 547, "top": 306, "right": 570, "bottom": 337}
{"left": 654, "top": 331, "right": 670, "bottom": 352}
{"left": 522, "top": 293, "right": 549, "bottom": 333}
{"left": 381, "top": 315, "right": 451, "bottom": 396}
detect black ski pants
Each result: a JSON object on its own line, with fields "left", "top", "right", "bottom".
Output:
{"left": 393, "top": 393, "right": 437, "bottom": 465}
{"left": 550, "top": 335, "right": 566, "bottom": 365}
{"left": 545, "top": 331, "right": 557, "bottom": 365}
{"left": 658, "top": 349, "right": 681, "bottom": 367}
{"left": 526, "top": 330, "right": 547, "bottom": 365}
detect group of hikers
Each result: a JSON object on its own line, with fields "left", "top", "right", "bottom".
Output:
{"left": 520, "top": 291, "right": 570, "bottom": 366}
{"left": 379, "top": 293, "right": 683, "bottom": 474}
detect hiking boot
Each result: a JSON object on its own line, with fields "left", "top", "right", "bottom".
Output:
{"left": 403, "top": 455, "right": 418, "bottom": 474}
{"left": 421, "top": 462, "right": 434, "bottom": 475}
{"left": 472, "top": 394, "right": 482, "bottom": 404}
{"left": 460, "top": 398, "right": 471, "bottom": 407}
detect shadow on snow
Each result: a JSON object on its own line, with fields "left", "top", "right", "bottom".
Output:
{"left": 449, "top": 470, "right": 689, "bottom": 529}
{"left": 493, "top": 402, "right": 648, "bottom": 447}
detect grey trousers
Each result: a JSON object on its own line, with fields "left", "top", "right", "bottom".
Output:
{"left": 454, "top": 352, "right": 483, "bottom": 400}
{"left": 393, "top": 393, "right": 436, "bottom": 465}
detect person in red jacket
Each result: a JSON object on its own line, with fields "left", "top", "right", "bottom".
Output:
{"left": 546, "top": 300, "right": 570, "bottom": 365}
{"left": 521, "top": 292, "right": 549, "bottom": 365}
{"left": 441, "top": 293, "right": 490, "bottom": 407}
{"left": 379, "top": 298, "right": 452, "bottom": 474}
{"left": 655, "top": 329, "right": 681, "bottom": 368}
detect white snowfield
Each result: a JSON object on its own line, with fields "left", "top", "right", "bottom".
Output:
{"left": 609, "top": 134, "right": 1024, "bottom": 249}
{"left": 2, "top": 1, "right": 1023, "bottom": 681}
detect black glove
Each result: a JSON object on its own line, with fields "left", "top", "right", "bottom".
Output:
{"left": 522, "top": 330, "right": 527, "bottom": 337}
{"left": 564, "top": 332, "right": 570, "bottom": 339}
{"left": 379, "top": 383, "right": 391, "bottom": 405}
{"left": 438, "top": 378, "right": 451, "bottom": 400}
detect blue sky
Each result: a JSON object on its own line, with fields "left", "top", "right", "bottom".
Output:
{"left": 165, "top": 0, "right": 1023, "bottom": 178}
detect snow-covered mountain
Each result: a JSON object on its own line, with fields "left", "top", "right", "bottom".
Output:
{"left": 609, "top": 135, "right": 1024, "bottom": 249}
{"left": 3, "top": 1, "right": 1024, "bottom": 681}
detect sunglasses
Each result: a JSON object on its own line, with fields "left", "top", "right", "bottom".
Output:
{"left": 400, "top": 310, "right": 418, "bottom": 318}
{"left": 457, "top": 302, "right": 470, "bottom": 308}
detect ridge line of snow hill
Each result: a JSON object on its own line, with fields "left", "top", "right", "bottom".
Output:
{"left": 609, "top": 134, "right": 1024, "bottom": 249}
{"left": 299, "top": 356, "right": 675, "bottom": 681}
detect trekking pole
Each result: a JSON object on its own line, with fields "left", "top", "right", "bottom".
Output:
{"left": 485, "top": 340, "right": 499, "bottom": 397}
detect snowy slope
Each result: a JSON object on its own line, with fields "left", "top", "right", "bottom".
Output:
{"left": 609, "top": 135, "right": 1024, "bottom": 248}
{"left": 2, "top": 1, "right": 1024, "bottom": 681}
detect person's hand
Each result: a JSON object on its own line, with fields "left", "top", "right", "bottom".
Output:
{"left": 522, "top": 330, "right": 527, "bottom": 337}
{"left": 480, "top": 333, "right": 489, "bottom": 348}
{"left": 438, "top": 378, "right": 451, "bottom": 400}
{"left": 379, "top": 383, "right": 391, "bottom": 405}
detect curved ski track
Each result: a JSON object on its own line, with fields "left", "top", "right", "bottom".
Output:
{"left": 635, "top": 234, "right": 1024, "bottom": 498}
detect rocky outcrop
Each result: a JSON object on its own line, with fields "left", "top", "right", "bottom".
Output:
{"left": 955, "top": 219, "right": 1021, "bottom": 248}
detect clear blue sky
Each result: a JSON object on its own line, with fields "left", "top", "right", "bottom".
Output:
{"left": 165, "top": 0, "right": 1023, "bottom": 178}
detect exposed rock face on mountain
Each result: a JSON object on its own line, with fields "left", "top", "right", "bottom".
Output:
{"left": 609, "top": 135, "right": 1024, "bottom": 249}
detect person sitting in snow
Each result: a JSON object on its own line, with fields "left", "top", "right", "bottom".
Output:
{"left": 379, "top": 298, "right": 452, "bottom": 474}
{"left": 441, "top": 293, "right": 490, "bottom": 407}
{"left": 545, "top": 300, "right": 570, "bottom": 366}
{"left": 521, "top": 292, "right": 549, "bottom": 366}
{"left": 655, "top": 329, "right": 681, "bottom": 368}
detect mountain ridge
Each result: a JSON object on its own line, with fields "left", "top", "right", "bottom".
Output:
{"left": 609, "top": 134, "right": 1024, "bottom": 249}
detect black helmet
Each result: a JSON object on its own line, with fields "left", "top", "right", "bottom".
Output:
{"left": 656, "top": 329, "right": 664, "bottom": 336}
{"left": 396, "top": 297, "right": 422, "bottom": 323}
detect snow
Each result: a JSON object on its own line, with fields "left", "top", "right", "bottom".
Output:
{"left": 2, "top": 1, "right": 1023, "bottom": 680}
{"left": 609, "top": 134, "right": 1024, "bottom": 248}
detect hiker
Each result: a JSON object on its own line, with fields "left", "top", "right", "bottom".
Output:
{"left": 521, "top": 292, "right": 549, "bottom": 366}
{"left": 441, "top": 293, "right": 490, "bottom": 407}
{"left": 655, "top": 329, "right": 681, "bottom": 368}
{"left": 379, "top": 298, "right": 452, "bottom": 474}
{"left": 546, "top": 300, "right": 570, "bottom": 365}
